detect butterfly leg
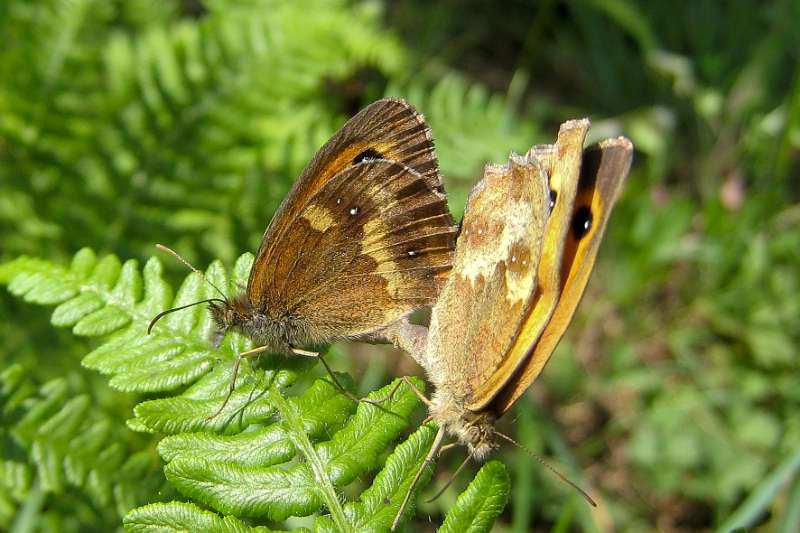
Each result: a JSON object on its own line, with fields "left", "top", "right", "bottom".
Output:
{"left": 206, "top": 344, "right": 271, "bottom": 421}
{"left": 402, "top": 376, "right": 432, "bottom": 406}
{"left": 391, "top": 424, "right": 447, "bottom": 531}
{"left": 438, "top": 442, "right": 459, "bottom": 454}
{"left": 290, "top": 347, "right": 377, "bottom": 406}
{"left": 425, "top": 450, "right": 473, "bottom": 503}
{"left": 372, "top": 374, "right": 432, "bottom": 407}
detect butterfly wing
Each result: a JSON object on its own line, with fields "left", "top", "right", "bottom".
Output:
{"left": 248, "top": 98, "right": 442, "bottom": 301}
{"left": 465, "top": 120, "right": 590, "bottom": 410}
{"left": 424, "top": 151, "right": 551, "bottom": 401}
{"left": 489, "top": 136, "right": 633, "bottom": 415}
{"left": 256, "top": 159, "right": 456, "bottom": 341}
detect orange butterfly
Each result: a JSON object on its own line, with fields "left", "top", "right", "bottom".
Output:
{"left": 390, "top": 119, "right": 633, "bottom": 529}
{"left": 150, "top": 99, "right": 458, "bottom": 416}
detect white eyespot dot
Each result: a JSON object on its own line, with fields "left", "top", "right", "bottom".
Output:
{"left": 522, "top": 260, "right": 528, "bottom": 266}
{"left": 349, "top": 207, "right": 358, "bottom": 215}
{"left": 478, "top": 229, "right": 483, "bottom": 235}
{"left": 336, "top": 198, "right": 342, "bottom": 205}
{"left": 407, "top": 250, "right": 416, "bottom": 256}
{"left": 511, "top": 256, "right": 517, "bottom": 263}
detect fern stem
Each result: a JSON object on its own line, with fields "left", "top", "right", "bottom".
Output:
{"left": 269, "top": 388, "right": 351, "bottom": 532}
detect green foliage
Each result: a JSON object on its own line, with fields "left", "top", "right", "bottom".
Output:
{"left": 0, "top": 0, "right": 539, "bottom": 267}
{"left": 125, "top": 501, "right": 275, "bottom": 533}
{"left": 439, "top": 461, "right": 510, "bottom": 533}
{"left": 0, "top": 363, "right": 166, "bottom": 532}
{"left": 718, "top": 445, "right": 800, "bottom": 532}
{"left": 0, "top": 250, "right": 510, "bottom": 531}
{"left": 595, "top": 191, "right": 800, "bottom": 509}
{"left": 2, "top": 0, "right": 799, "bottom": 531}
{"left": 1, "top": 0, "right": 403, "bottom": 263}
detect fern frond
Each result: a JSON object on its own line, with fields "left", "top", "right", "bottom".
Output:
{"left": 439, "top": 461, "right": 510, "bottom": 533}
{"left": 393, "top": 75, "right": 541, "bottom": 213}
{"left": 100, "top": 0, "right": 405, "bottom": 262}
{"left": 1, "top": 0, "right": 406, "bottom": 265}
{"left": 2, "top": 249, "right": 510, "bottom": 531}
{"left": 161, "top": 378, "right": 423, "bottom": 523}
{"left": 124, "top": 501, "right": 275, "bottom": 533}
{"left": 157, "top": 377, "right": 357, "bottom": 468}
{"left": 0, "top": 364, "right": 165, "bottom": 527}
{"left": 333, "top": 423, "right": 439, "bottom": 532}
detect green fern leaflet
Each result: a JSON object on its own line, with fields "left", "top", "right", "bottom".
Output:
{"left": 1, "top": 249, "right": 510, "bottom": 531}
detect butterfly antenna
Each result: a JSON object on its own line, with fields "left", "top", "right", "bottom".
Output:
{"left": 391, "top": 425, "right": 446, "bottom": 531}
{"left": 147, "top": 298, "right": 226, "bottom": 334}
{"left": 495, "top": 430, "right": 597, "bottom": 507}
{"left": 155, "top": 244, "right": 228, "bottom": 300}
{"left": 425, "top": 450, "right": 473, "bottom": 503}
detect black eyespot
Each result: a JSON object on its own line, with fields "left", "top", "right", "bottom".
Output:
{"left": 353, "top": 148, "right": 383, "bottom": 164}
{"left": 572, "top": 206, "right": 593, "bottom": 240}
{"left": 549, "top": 190, "right": 557, "bottom": 210}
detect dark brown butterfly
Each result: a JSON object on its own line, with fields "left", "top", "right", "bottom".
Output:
{"left": 150, "top": 98, "right": 457, "bottom": 411}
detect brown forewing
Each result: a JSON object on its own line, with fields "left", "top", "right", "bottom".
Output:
{"left": 256, "top": 159, "right": 456, "bottom": 340}
{"left": 248, "top": 98, "right": 442, "bottom": 301}
{"left": 424, "top": 154, "right": 550, "bottom": 402}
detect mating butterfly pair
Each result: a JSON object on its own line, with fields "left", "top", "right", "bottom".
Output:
{"left": 151, "top": 99, "right": 632, "bottom": 530}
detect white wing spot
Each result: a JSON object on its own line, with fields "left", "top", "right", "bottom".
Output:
{"left": 408, "top": 250, "right": 417, "bottom": 257}
{"left": 349, "top": 207, "right": 359, "bottom": 216}
{"left": 336, "top": 198, "right": 342, "bottom": 205}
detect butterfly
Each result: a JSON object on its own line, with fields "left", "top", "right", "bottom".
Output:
{"left": 149, "top": 98, "right": 458, "bottom": 414}
{"left": 390, "top": 119, "right": 633, "bottom": 529}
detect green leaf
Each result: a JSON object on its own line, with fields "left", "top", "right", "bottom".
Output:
{"left": 717, "top": 445, "right": 800, "bottom": 532}
{"left": 779, "top": 473, "right": 800, "bottom": 533}
{"left": 336, "top": 423, "right": 438, "bottom": 532}
{"left": 162, "top": 378, "right": 424, "bottom": 523}
{"left": 315, "top": 378, "right": 425, "bottom": 486}
{"left": 0, "top": 364, "right": 164, "bottom": 522}
{"left": 157, "top": 377, "right": 357, "bottom": 467}
{"left": 124, "top": 501, "right": 276, "bottom": 533}
{"left": 439, "top": 461, "right": 511, "bottom": 533}
{"left": 130, "top": 364, "right": 296, "bottom": 435}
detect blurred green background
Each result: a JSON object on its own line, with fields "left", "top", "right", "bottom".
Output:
{"left": 1, "top": 0, "right": 798, "bottom": 531}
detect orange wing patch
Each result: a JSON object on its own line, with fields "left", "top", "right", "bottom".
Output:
{"left": 466, "top": 119, "right": 590, "bottom": 411}
{"left": 491, "top": 137, "right": 632, "bottom": 415}
{"left": 302, "top": 204, "right": 336, "bottom": 232}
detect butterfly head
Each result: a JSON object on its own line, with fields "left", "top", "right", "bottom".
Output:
{"left": 430, "top": 392, "right": 499, "bottom": 461}
{"left": 458, "top": 411, "right": 499, "bottom": 461}
{"left": 208, "top": 293, "right": 253, "bottom": 347}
